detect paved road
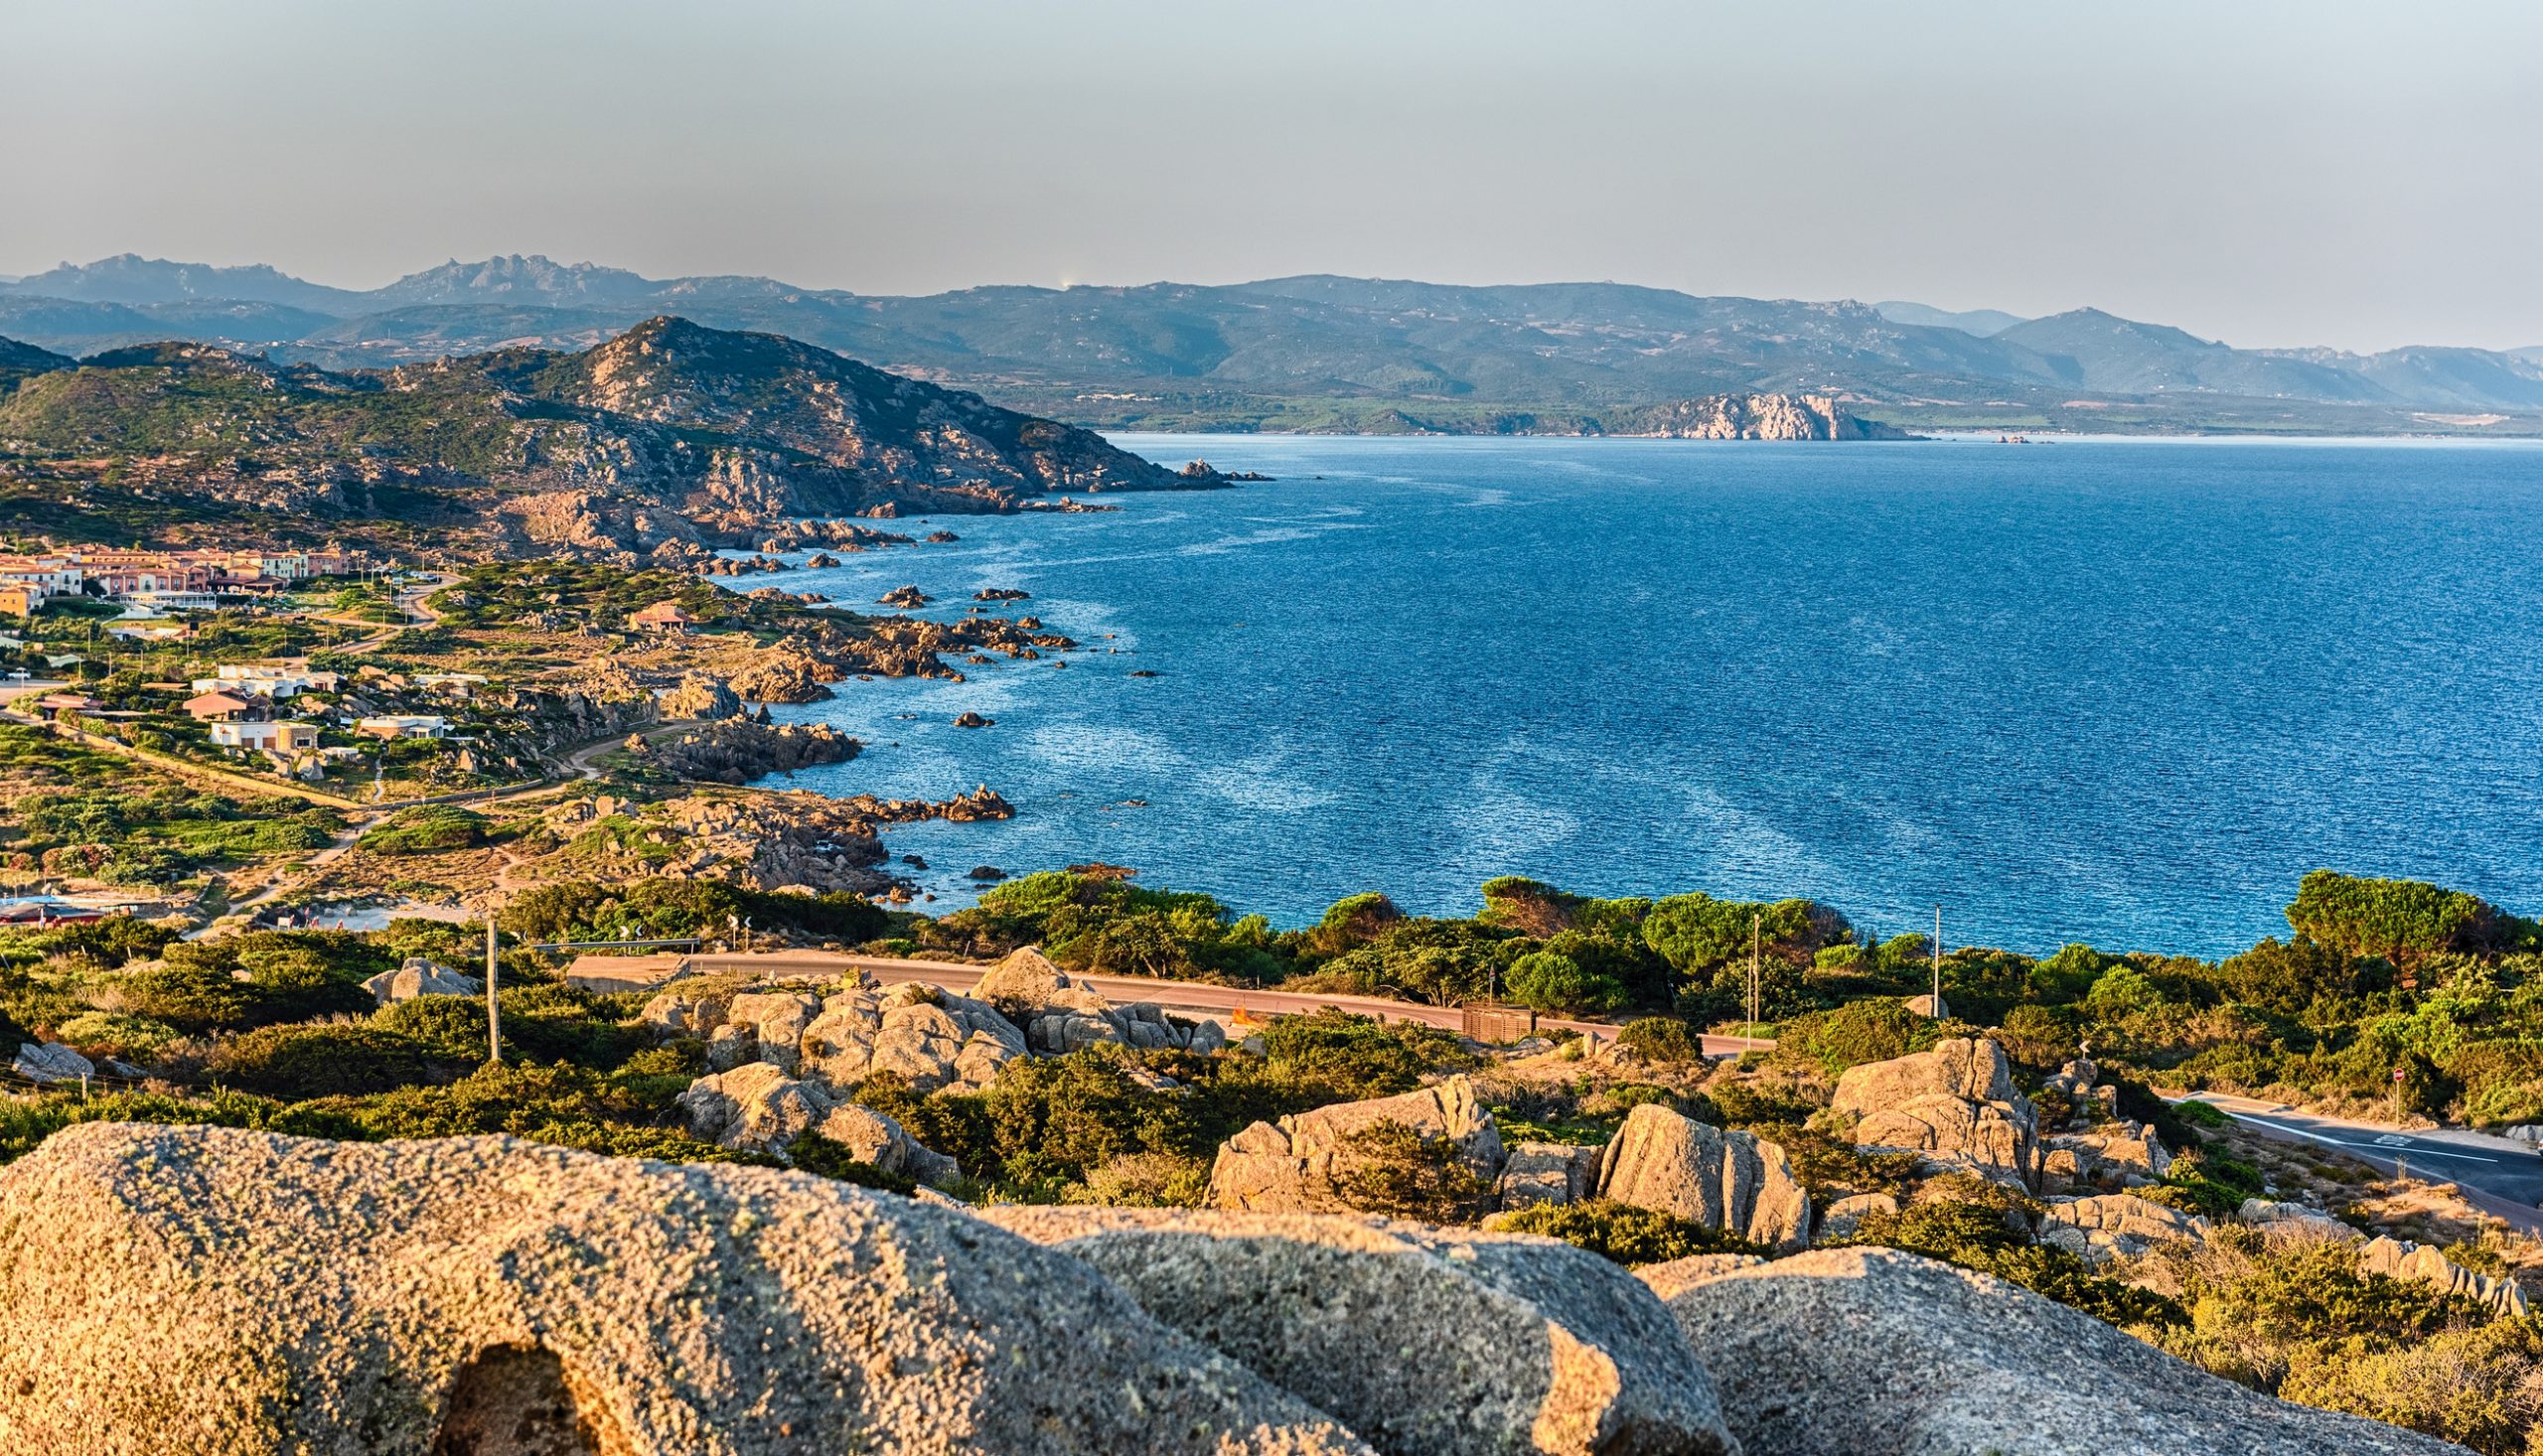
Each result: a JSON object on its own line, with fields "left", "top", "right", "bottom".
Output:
{"left": 575, "top": 948, "right": 1774, "bottom": 1055}
{"left": 2175, "top": 1092, "right": 2543, "bottom": 1234}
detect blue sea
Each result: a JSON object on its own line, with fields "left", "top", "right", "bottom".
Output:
{"left": 766, "top": 434, "right": 2543, "bottom": 958}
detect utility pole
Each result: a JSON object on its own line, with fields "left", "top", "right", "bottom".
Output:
{"left": 484, "top": 915, "right": 502, "bottom": 1064}
{"left": 1748, "top": 912, "right": 1762, "bottom": 1044}
{"left": 1932, "top": 904, "right": 1943, "bottom": 1011}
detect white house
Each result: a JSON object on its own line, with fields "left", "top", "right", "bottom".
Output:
{"left": 355, "top": 715, "right": 450, "bottom": 740}
{"left": 124, "top": 589, "right": 219, "bottom": 613}
{"left": 211, "top": 720, "right": 319, "bottom": 752}
{"left": 189, "top": 665, "right": 340, "bottom": 699}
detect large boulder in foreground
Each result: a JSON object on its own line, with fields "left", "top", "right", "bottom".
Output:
{"left": 1649, "top": 1246, "right": 2468, "bottom": 1456}
{"left": 0, "top": 1123, "right": 1372, "bottom": 1456}
{"left": 1208, "top": 1076, "right": 1506, "bottom": 1214}
{"left": 980, "top": 1205, "right": 1734, "bottom": 1456}
{"left": 1593, "top": 1103, "right": 1811, "bottom": 1253}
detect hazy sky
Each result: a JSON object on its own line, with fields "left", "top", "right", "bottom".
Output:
{"left": 5, "top": 0, "right": 2539, "bottom": 352}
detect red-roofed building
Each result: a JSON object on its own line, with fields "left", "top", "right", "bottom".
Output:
{"left": 628, "top": 600, "right": 697, "bottom": 633}
{"left": 184, "top": 690, "right": 257, "bottom": 722}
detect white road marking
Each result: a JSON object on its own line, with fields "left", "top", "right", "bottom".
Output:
{"left": 2225, "top": 1112, "right": 2499, "bottom": 1164}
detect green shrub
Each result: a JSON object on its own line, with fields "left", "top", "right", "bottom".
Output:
{"left": 2149, "top": 1148, "right": 2266, "bottom": 1218}
{"left": 1775, "top": 999, "right": 1940, "bottom": 1077}
{"left": 2172, "top": 1097, "right": 2231, "bottom": 1128}
{"left": 49, "top": 1011, "right": 181, "bottom": 1060}
{"left": 207, "top": 1023, "right": 462, "bottom": 1098}
{"left": 1310, "top": 892, "right": 1403, "bottom": 953}
{"left": 2285, "top": 870, "right": 2525, "bottom": 966}
{"left": 1255, "top": 1008, "right": 1477, "bottom": 1100}
{"left": 2279, "top": 1319, "right": 2543, "bottom": 1456}
{"left": 1643, "top": 893, "right": 1846, "bottom": 977}
{"left": 854, "top": 1052, "right": 1204, "bottom": 1190}
{"left": 1616, "top": 1016, "right": 1702, "bottom": 1064}
{"left": 1495, "top": 1198, "right": 1764, "bottom": 1265}
{"left": 1328, "top": 1119, "right": 1496, "bottom": 1222}
{"left": 375, "top": 983, "right": 645, "bottom": 1069}
{"left": 1506, "top": 949, "right": 1628, "bottom": 1015}
{"left": 1843, "top": 1199, "right": 2185, "bottom": 1330}
{"left": 116, "top": 962, "right": 372, "bottom": 1035}
{"left": 502, "top": 879, "right": 887, "bottom": 947}
{"left": 0, "top": 916, "right": 181, "bottom": 969}
{"left": 359, "top": 803, "right": 492, "bottom": 855}
{"left": 0, "top": 1088, "right": 359, "bottom": 1163}
{"left": 781, "top": 1131, "right": 919, "bottom": 1194}
{"left": 1066, "top": 1152, "right": 1211, "bottom": 1208}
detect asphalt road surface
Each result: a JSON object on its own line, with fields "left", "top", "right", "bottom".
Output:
{"left": 579, "top": 948, "right": 1774, "bottom": 1056}
{"left": 2179, "top": 1092, "right": 2543, "bottom": 1234}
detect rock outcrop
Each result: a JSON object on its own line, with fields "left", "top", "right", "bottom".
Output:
{"left": 1650, "top": 1245, "right": 2468, "bottom": 1456}
{"left": 726, "top": 652, "right": 832, "bottom": 704}
{"left": 2036, "top": 1192, "right": 2211, "bottom": 1265}
{"left": 1813, "top": 1191, "right": 1899, "bottom": 1242}
{"left": 1495, "top": 1141, "right": 1602, "bottom": 1210}
{"left": 972, "top": 946, "right": 1227, "bottom": 1055}
{"left": 1209, "top": 1076, "right": 1506, "bottom": 1215}
{"left": 658, "top": 674, "right": 742, "bottom": 721}
{"left": 674, "top": 1063, "right": 960, "bottom": 1183}
{"left": 1607, "top": 393, "right": 1907, "bottom": 441}
{"left": 2359, "top": 1235, "right": 2530, "bottom": 1317}
{"left": 361, "top": 956, "right": 484, "bottom": 1005}
{"left": 981, "top": 1206, "right": 1735, "bottom": 1456}
{"left": 11, "top": 1041, "right": 93, "bottom": 1086}
{"left": 651, "top": 962, "right": 1230, "bottom": 1150}
{"left": 1832, "top": 1037, "right": 2041, "bottom": 1189}
{"left": 2239, "top": 1197, "right": 2362, "bottom": 1242}
{"left": 1592, "top": 1103, "right": 1812, "bottom": 1253}
{"left": 650, "top": 975, "right": 1026, "bottom": 1096}
{"left": 643, "top": 720, "right": 857, "bottom": 784}
{"left": 0, "top": 1122, "right": 1372, "bottom": 1456}
{"left": 0, "top": 1122, "right": 2486, "bottom": 1456}
{"left": 2040, "top": 1120, "right": 2172, "bottom": 1192}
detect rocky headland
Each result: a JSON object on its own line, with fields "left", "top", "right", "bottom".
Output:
{"left": 0, "top": 316, "right": 1212, "bottom": 564}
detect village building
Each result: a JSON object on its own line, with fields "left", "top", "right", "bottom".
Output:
{"left": 122, "top": 588, "right": 220, "bottom": 613}
{"left": 627, "top": 600, "right": 697, "bottom": 633}
{"left": 189, "top": 664, "right": 341, "bottom": 699}
{"left": 210, "top": 720, "right": 319, "bottom": 753}
{"left": 355, "top": 715, "right": 450, "bottom": 740}
{"left": 183, "top": 690, "right": 259, "bottom": 722}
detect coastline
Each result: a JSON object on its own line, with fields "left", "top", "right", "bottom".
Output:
{"left": 751, "top": 432, "right": 2543, "bottom": 957}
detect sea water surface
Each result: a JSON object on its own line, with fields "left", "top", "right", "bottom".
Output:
{"left": 769, "top": 435, "right": 2543, "bottom": 957}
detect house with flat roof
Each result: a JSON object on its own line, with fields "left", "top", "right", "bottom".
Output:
{"left": 356, "top": 715, "right": 450, "bottom": 740}
{"left": 211, "top": 720, "right": 318, "bottom": 753}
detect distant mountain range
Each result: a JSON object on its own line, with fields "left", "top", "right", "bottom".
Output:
{"left": 5, "top": 253, "right": 2543, "bottom": 434}
{"left": 1870, "top": 301, "right": 2027, "bottom": 338}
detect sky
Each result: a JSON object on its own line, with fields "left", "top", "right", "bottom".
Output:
{"left": 4, "top": 0, "right": 2539, "bottom": 353}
